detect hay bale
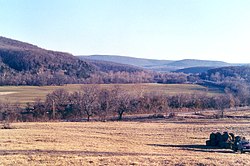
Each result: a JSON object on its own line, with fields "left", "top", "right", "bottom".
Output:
{"left": 206, "top": 140, "right": 211, "bottom": 146}
{"left": 222, "top": 132, "right": 230, "bottom": 142}
{"left": 215, "top": 132, "right": 222, "bottom": 142}
{"left": 219, "top": 142, "right": 232, "bottom": 149}
{"left": 210, "top": 140, "right": 217, "bottom": 146}
{"left": 210, "top": 133, "right": 216, "bottom": 141}
{"left": 207, "top": 132, "right": 237, "bottom": 148}
{"left": 215, "top": 132, "right": 222, "bottom": 145}
{"left": 219, "top": 142, "right": 227, "bottom": 148}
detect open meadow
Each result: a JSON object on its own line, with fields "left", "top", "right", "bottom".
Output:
{"left": 0, "top": 83, "right": 223, "bottom": 106}
{"left": 1, "top": 83, "right": 247, "bottom": 166}
{"left": 0, "top": 119, "right": 250, "bottom": 166}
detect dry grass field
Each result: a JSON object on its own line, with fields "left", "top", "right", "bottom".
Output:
{"left": 0, "top": 83, "right": 223, "bottom": 105}
{"left": 1, "top": 119, "right": 249, "bottom": 166}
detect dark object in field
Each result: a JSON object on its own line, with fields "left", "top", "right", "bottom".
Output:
{"left": 206, "top": 132, "right": 237, "bottom": 149}
{"left": 232, "top": 137, "right": 250, "bottom": 153}
{"left": 206, "top": 132, "right": 250, "bottom": 153}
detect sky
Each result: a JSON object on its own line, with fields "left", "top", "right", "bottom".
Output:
{"left": 0, "top": 0, "right": 250, "bottom": 63}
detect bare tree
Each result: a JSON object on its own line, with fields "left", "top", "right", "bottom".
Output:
{"left": 45, "top": 89, "right": 70, "bottom": 119}
{"left": 32, "top": 98, "right": 48, "bottom": 121}
{"left": 77, "top": 85, "right": 100, "bottom": 121}
{"left": 112, "top": 86, "right": 134, "bottom": 120}
{"left": 0, "top": 101, "right": 13, "bottom": 128}
{"left": 215, "top": 95, "right": 230, "bottom": 118}
{"left": 97, "top": 89, "right": 112, "bottom": 121}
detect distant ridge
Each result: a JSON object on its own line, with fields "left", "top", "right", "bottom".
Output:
{"left": 80, "top": 55, "right": 173, "bottom": 68}
{"left": 168, "top": 59, "right": 229, "bottom": 68}
{"left": 79, "top": 55, "right": 232, "bottom": 72}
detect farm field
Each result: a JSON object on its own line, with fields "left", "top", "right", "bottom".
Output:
{"left": 0, "top": 119, "right": 250, "bottom": 166}
{"left": 0, "top": 83, "right": 223, "bottom": 105}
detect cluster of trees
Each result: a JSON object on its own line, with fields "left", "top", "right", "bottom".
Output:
{"left": 84, "top": 71, "right": 191, "bottom": 84}
{"left": 154, "top": 72, "right": 189, "bottom": 84}
{"left": 84, "top": 71, "right": 154, "bottom": 84}
{"left": 1, "top": 85, "right": 238, "bottom": 123}
{"left": 0, "top": 69, "right": 192, "bottom": 86}
{"left": 199, "top": 66, "right": 250, "bottom": 107}
{"left": 202, "top": 66, "right": 250, "bottom": 83}
{"left": 0, "top": 58, "right": 94, "bottom": 86}
{"left": 0, "top": 71, "right": 82, "bottom": 86}
{"left": 84, "top": 59, "right": 144, "bottom": 73}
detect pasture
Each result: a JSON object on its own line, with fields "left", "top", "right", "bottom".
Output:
{"left": 0, "top": 83, "right": 223, "bottom": 105}
{"left": 0, "top": 119, "right": 249, "bottom": 165}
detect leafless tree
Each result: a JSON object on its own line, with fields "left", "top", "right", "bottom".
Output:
{"left": 45, "top": 89, "right": 70, "bottom": 119}
{"left": 77, "top": 85, "right": 100, "bottom": 121}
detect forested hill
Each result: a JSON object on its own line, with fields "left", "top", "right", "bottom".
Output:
{"left": 0, "top": 36, "right": 94, "bottom": 85}
{"left": 201, "top": 66, "right": 250, "bottom": 83}
{"left": 1, "top": 36, "right": 247, "bottom": 86}
{"left": 83, "top": 59, "right": 144, "bottom": 73}
{"left": 198, "top": 66, "right": 250, "bottom": 106}
{"left": 0, "top": 36, "right": 151, "bottom": 85}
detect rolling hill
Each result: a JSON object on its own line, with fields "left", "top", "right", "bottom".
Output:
{"left": 1, "top": 36, "right": 243, "bottom": 86}
{"left": 0, "top": 36, "right": 95, "bottom": 85}
{"left": 168, "top": 59, "right": 229, "bottom": 68}
{"left": 0, "top": 37, "right": 149, "bottom": 85}
{"left": 201, "top": 65, "right": 250, "bottom": 83}
{"left": 80, "top": 55, "right": 232, "bottom": 72}
{"left": 80, "top": 55, "right": 173, "bottom": 68}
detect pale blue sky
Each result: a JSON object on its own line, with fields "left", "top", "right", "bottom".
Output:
{"left": 1, "top": 0, "right": 250, "bottom": 63}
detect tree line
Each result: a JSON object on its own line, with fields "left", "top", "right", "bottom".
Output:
{"left": 0, "top": 85, "right": 239, "bottom": 123}
{"left": 0, "top": 70, "right": 191, "bottom": 86}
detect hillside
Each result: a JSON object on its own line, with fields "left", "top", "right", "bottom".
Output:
{"left": 198, "top": 66, "right": 250, "bottom": 103}
{"left": 0, "top": 36, "right": 94, "bottom": 85}
{"left": 80, "top": 55, "right": 232, "bottom": 72}
{"left": 201, "top": 66, "right": 250, "bottom": 82}
{"left": 168, "top": 59, "right": 229, "bottom": 68}
{"left": 175, "top": 66, "right": 215, "bottom": 74}
{"left": 81, "top": 59, "right": 144, "bottom": 73}
{"left": 80, "top": 55, "right": 173, "bottom": 68}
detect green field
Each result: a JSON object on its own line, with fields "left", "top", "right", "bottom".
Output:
{"left": 0, "top": 83, "right": 224, "bottom": 105}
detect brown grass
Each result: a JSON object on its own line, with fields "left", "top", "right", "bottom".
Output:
{"left": 0, "top": 83, "right": 223, "bottom": 105}
{"left": 0, "top": 119, "right": 249, "bottom": 165}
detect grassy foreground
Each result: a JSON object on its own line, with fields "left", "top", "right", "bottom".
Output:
{"left": 0, "top": 119, "right": 249, "bottom": 166}
{"left": 0, "top": 83, "right": 223, "bottom": 105}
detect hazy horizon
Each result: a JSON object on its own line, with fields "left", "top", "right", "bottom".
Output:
{"left": 1, "top": 0, "right": 250, "bottom": 63}
{"left": 81, "top": 54, "right": 242, "bottom": 64}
